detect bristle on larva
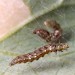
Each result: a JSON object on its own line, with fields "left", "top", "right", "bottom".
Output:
{"left": 10, "top": 43, "right": 69, "bottom": 66}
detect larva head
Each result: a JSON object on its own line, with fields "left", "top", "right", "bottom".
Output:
{"left": 44, "top": 19, "right": 56, "bottom": 26}
{"left": 62, "top": 43, "right": 69, "bottom": 49}
{"left": 9, "top": 58, "right": 18, "bottom": 66}
{"left": 57, "top": 43, "right": 69, "bottom": 51}
{"left": 33, "top": 29, "right": 50, "bottom": 38}
{"left": 33, "top": 29, "right": 46, "bottom": 34}
{"left": 9, "top": 55, "right": 28, "bottom": 66}
{"left": 33, "top": 29, "right": 39, "bottom": 34}
{"left": 44, "top": 19, "right": 61, "bottom": 30}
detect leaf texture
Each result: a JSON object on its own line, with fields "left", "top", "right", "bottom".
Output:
{"left": 0, "top": 0, "right": 75, "bottom": 75}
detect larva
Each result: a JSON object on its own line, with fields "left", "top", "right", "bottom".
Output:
{"left": 10, "top": 43, "right": 69, "bottom": 66}
{"left": 33, "top": 20, "right": 62, "bottom": 42}
{"left": 33, "top": 29, "right": 52, "bottom": 42}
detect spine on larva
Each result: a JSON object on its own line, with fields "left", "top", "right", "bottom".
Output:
{"left": 10, "top": 43, "right": 69, "bottom": 66}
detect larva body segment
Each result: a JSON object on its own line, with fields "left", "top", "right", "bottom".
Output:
{"left": 10, "top": 43, "right": 69, "bottom": 66}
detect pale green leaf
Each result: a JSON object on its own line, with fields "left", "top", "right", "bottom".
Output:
{"left": 0, "top": 0, "right": 63, "bottom": 42}
{"left": 0, "top": 0, "right": 75, "bottom": 75}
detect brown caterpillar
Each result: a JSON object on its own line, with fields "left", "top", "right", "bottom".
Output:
{"left": 10, "top": 43, "right": 69, "bottom": 66}
{"left": 33, "top": 20, "right": 62, "bottom": 42}
{"left": 33, "top": 29, "right": 52, "bottom": 42}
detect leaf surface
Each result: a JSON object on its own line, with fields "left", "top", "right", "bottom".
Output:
{"left": 0, "top": 0, "right": 75, "bottom": 75}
